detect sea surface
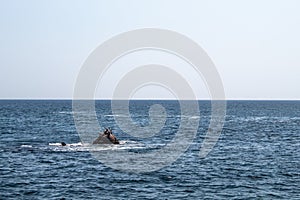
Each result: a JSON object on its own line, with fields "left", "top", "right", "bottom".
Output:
{"left": 0, "top": 100, "right": 299, "bottom": 199}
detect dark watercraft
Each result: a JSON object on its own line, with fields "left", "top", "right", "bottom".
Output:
{"left": 92, "top": 128, "right": 120, "bottom": 144}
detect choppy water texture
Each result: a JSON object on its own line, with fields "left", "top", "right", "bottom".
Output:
{"left": 0, "top": 100, "right": 299, "bottom": 199}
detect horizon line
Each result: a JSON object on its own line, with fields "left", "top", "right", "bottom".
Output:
{"left": 0, "top": 98, "right": 300, "bottom": 101}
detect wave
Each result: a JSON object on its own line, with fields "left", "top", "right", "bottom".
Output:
{"left": 48, "top": 142, "right": 83, "bottom": 147}
{"left": 57, "top": 111, "right": 73, "bottom": 114}
{"left": 20, "top": 144, "right": 33, "bottom": 148}
{"left": 189, "top": 116, "right": 200, "bottom": 119}
{"left": 227, "top": 115, "right": 300, "bottom": 123}
{"left": 46, "top": 140, "right": 146, "bottom": 152}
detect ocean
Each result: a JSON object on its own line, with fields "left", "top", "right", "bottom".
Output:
{"left": 0, "top": 100, "right": 299, "bottom": 199}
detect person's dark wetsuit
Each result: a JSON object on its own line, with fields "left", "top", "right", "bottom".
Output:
{"left": 104, "top": 128, "right": 109, "bottom": 135}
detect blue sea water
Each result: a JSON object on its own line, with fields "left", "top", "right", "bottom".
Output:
{"left": 0, "top": 100, "right": 299, "bottom": 199}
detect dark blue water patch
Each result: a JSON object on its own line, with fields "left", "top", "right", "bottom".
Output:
{"left": 0, "top": 100, "right": 299, "bottom": 199}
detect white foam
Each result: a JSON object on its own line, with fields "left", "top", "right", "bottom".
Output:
{"left": 47, "top": 140, "right": 145, "bottom": 152}
{"left": 49, "top": 142, "right": 63, "bottom": 146}
{"left": 21, "top": 144, "right": 32, "bottom": 148}
{"left": 49, "top": 142, "right": 83, "bottom": 147}
{"left": 189, "top": 116, "right": 200, "bottom": 119}
{"left": 57, "top": 111, "right": 73, "bottom": 114}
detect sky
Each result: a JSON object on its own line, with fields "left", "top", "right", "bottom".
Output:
{"left": 0, "top": 0, "right": 299, "bottom": 100}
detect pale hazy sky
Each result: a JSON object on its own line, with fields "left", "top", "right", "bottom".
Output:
{"left": 1, "top": 0, "right": 299, "bottom": 99}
